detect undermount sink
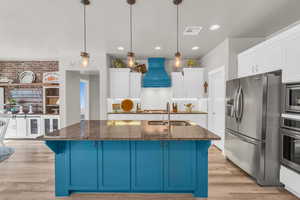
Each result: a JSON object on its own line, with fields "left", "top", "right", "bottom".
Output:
{"left": 148, "top": 120, "right": 191, "bottom": 126}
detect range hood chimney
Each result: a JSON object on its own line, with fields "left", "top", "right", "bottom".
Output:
{"left": 142, "top": 57, "right": 171, "bottom": 88}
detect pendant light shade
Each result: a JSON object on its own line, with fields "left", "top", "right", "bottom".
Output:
{"left": 127, "top": 0, "right": 135, "bottom": 67}
{"left": 80, "top": 0, "right": 90, "bottom": 68}
{"left": 174, "top": 0, "right": 182, "bottom": 68}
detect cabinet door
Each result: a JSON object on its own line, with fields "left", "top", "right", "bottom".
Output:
{"left": 131, "top": 141, "right": 163, "bottom": 191}
{"left": 109, "top": 68, "right": 130, "bottom": 98}
{"left": 171, "top": 72, "right": 184, "bottom": 98}
{"left": 130, "top": 72, "right": 142, "bottom": 98}
{"left": 283, "top": 35, "right": 300, "bottom": 83}
{"left": 183, "top": 68, "right": 204, "bottom": 98}
{"left": 52, "top": 118, "right": 59, "bottom": 131}
{"left": 164, "top": 141, "right": 196, "bottom": 191}
{"left": 43, "top": 118, "right": 51, "bottom": 134}
{"left": 6, "top": 118, "right": 17, "bottom": 138}
{"left": 238, "top": 50, "right": 255, "bottom": 78}
{"left": 27, "top": 118, "right": 41, "bottom": 136}
{"left": 16, "top": 117, "right": 27, "bottom": 137}
{"left": 98, "top": 141, "right": 131, "bottom": 191}
{"left": 68, "top": 141, "right": 98, "bottom": 190}
{"left": 262, "top": 42, "right": 283, "bottom": 73}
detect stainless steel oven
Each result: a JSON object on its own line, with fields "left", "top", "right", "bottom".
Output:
{"left": 285, "top": 84, "right": 300, "bottom": 113}
{"left": 281, "top": 118, "right": 300, "bottom": 173}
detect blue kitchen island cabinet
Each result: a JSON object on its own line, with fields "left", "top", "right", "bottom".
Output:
{"left": 46, "top": 140, "right": 211, "bottom": 198}
{"left": 43, "top": 120, "right": 220, "bottom": 198}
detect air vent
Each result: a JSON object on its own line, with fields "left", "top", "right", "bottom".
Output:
{"left": 183, "top": 26, "right": 203, "bottom": 35}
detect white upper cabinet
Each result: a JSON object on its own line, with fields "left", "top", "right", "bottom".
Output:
{"left": 282, "top": 34, "right": 300, "bottom": 83}
{"left": 238, "top": 23, "right": 300, "bottom": 83}
{"left": 109, "top": 68, "right": 130, "bottom": 98}
{"left": 238, "top": 41, "right": 283, "bottom": 78}
{"left": 171, "top": 72, "right": 184, "bottom": 98}
{"left": 129, "top": 72, "right": 142, "bottom": 98}
{"left": 183, "top": 68, "right": 204, "bottom": 98}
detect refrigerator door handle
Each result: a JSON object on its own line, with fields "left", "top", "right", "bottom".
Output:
{"left": 237, "top": 87, "right": 244, "bottom": 121}
{"left": 227, "top": 130, "right": 259, "bottom": 145}
{"left": 233, "top": 87, "right": 240, "bottom": 120}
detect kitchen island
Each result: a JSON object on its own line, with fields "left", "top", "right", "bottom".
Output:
{"left": 42, "top": 120, "right": 220, "bottom": 198}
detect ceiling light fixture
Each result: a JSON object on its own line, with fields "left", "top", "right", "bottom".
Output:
{"left": 173, "top": 0, "right": 183, "bottom": 68}
{"left": 127, "top": 0, "right": 135, "bottom": 68}
{"left": 209, "top": 24, "right": 220, "bottom": 31}
{"left": 80, "top": 0, "right": 90, "bottom": 68}
{"left": 117, "top": 46, "right": 124, "bottom": 51}
{"left": 155, "top": 46, "right": 161, "bottom": 50}
{"left": 192, "top": 46, "right": 199, "bottom": 50}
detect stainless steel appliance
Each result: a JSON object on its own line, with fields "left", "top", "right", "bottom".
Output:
{"left": 225, "top": 71, "right": 281, "bottom": 186}
{"left": 281, "top": 117, "right": 300, "bottom": 173}
{"left": 284, "top": 84, "right": 300, "bottom": 113}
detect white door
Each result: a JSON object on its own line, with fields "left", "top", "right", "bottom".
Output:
{"left": 183, "top": 68, "right": 204, "bottom": 98}
{"left": 208, "top": 66, "right": 225, "bottom": 152}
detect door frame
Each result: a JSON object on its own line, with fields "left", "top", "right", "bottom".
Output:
{"left": 80, "top": 79, "right": 90, "bottom": 120}
{"left": 208, "top": 66, "right": 226, "bottom": 152}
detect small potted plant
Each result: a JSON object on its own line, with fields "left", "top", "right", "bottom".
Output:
{"left": 186, "top": 59, "right": 198, "bottom": 67}
{"left": 112, "top": 58, "right": 126, "bottom": 68}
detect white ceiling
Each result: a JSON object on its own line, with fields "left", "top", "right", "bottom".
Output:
{"left": 1, "top": 0, "right": 300, "bottom": 60}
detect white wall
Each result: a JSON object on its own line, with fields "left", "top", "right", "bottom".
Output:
{"left": 59, "top": 54, "right": 107, "bottom": 128}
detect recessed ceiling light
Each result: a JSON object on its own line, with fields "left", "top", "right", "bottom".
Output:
{"left": 192, "top": 46, "right": 199, "bottom": 50}
{"left": 209, "top": 24, "right": 221, "bottom": 31}
{"left": 155, "top": 46, "right": 161, "bottom": 50}
{"left": 117, "top": 46, "right": 124, "bottom": 51}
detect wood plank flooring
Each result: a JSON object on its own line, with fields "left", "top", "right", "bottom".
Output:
{"left": 0, "top": 141, "right": 298, "bottom": 200}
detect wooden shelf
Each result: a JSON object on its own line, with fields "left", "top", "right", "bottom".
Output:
{"left": 0, "top": 83, "right": 59, "bottom": 87}
{"left": 46, "top": 105, "right": 59, "bottom": 107}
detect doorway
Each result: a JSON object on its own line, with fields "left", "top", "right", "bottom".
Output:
{"left": 80, "top": 79, "right": 89, "bottom": 120}
{"left": 208, "top": 66, "right": 225, "bottom": 152}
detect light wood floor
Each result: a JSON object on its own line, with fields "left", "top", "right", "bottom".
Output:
{"left": 0, "top": 141, "right": 298, "bottom": 200}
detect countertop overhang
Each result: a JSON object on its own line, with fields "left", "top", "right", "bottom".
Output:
{"left": 41, "top": 120, "right": 220, "bottom": 141}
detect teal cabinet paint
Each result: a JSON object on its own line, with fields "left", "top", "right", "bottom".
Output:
{"left": 164, "top": 141, "right": 196, "bottom": 191}
{"left": 68, "top": 141, "right": 98, "bottom": 190}
{"left": 131, "top": 141, "right": 163, "bottom": 191}
{"left": 46, "top": 140, "right": 211, "bottom": 198}
{"left": 98, "top": 141, "right": 131, "bottom": 191}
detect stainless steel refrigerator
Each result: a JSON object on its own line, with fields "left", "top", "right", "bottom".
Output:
{"left": 225, "top": 71, "right": 281, "bottom": 186}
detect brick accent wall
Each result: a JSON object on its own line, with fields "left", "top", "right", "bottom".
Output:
{"left": 0, "top": 61, "right": 58, "bottom": 83}
{"left": 0, "top": 61, "right": 59, "bottom": 113}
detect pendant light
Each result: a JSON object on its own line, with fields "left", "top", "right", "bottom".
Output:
{"left": 80, "top": 0, "right": 90, "bottom": 68}
{"left": 127, "top": 0, "right": 135, "bottom": 68}
{"left": 174, "top": 0, "right": 182, "bottom": 68}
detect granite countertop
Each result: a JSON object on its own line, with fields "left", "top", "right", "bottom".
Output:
{"left": 40, "top": 120, "right": 220, "bottom": 141}
{"left": 107, "top": 111, "right": 208, "bottom": 114}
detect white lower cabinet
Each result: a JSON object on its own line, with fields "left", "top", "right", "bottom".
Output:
{"left": 6, "top": 117, "right": 17, "bottom": 138}
{"left": 27, "top": 116, "right": 42, "bottom": 137}
{"left": 280, "top": 165, "right": 300, "bottom": 198}
{"left": 42, "top": 115, "right": 60, "bottom": 134}
{"left": 5, "top": 115, "right": 60, "bottom": 138}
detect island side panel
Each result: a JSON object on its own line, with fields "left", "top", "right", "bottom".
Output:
{"left": 45, "top": 141, "right": 69, "bottom": 196}
{"left": 194, "top": 140, "right": 211, "bottom": 198}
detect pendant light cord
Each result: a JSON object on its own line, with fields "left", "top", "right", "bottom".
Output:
{"left": 176, "top": 4, "right": 179, "bottom": 53}
{"left": 130, "top": 4, "right": 133, "bottom": 52}
{"left": 83, "top": 3, "right": 87, "bottom": 52}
